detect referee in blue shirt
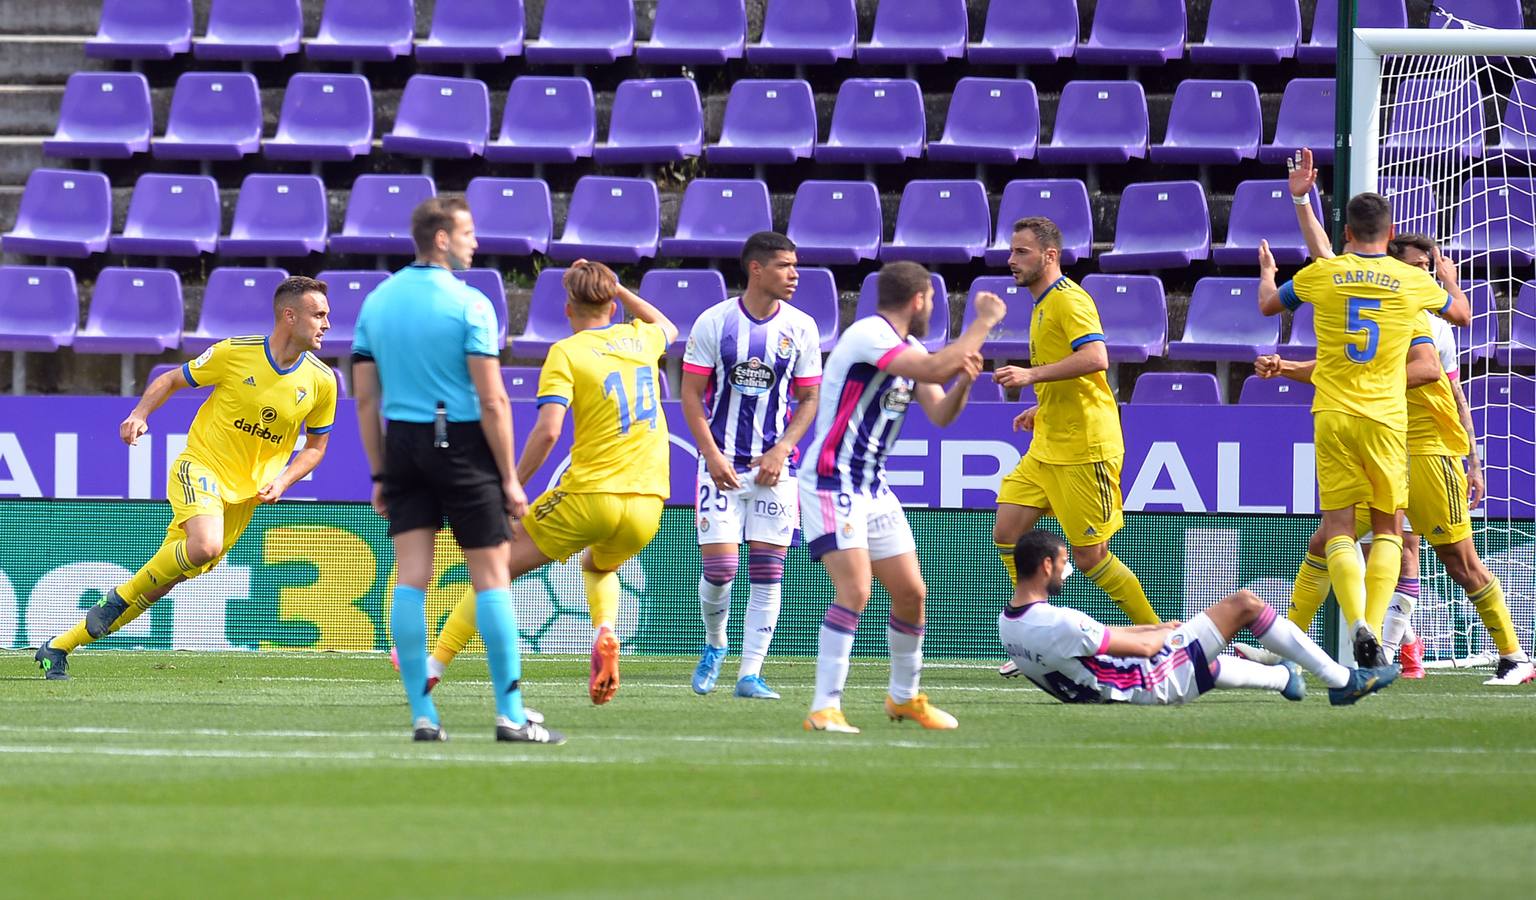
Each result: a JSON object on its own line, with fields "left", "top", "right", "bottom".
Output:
{"left": 352, "top": 197, "right": 562, "bottom": 745}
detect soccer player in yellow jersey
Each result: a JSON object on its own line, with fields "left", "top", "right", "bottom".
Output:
{"left": 1259, "top": 187, "right": 1471, "bottom": 667}
{"left": 36, "top": 276, "right": 337, "bottom": 679}
{"left": 430, "top": 261, "right": 679, "bottom": 705}
{"left": 992, "top": 217, "right": 1160, "bottom": 651}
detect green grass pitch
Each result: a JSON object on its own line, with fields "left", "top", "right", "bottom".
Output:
{"left": 2, "top": 651, "right": 1533, "bottom": 898}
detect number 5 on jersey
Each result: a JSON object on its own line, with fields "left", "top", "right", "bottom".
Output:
{"left": 1346, "top": 297, "right": 1381, "bottom": 363}
{"left": 603, "top": 365, "right": 659, "bottom": 434}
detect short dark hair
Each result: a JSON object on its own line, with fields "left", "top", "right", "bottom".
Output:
{"left": 741, "top": 231, "right": 796, "bottom": 273}
{"left": 1012, "top": 216, "right": 1063, "bottom": 251}
{"left": 1388, "top": 232, "right": 1436, "bottom": 262}
{"left": 1014, "top": 530, "right": 1066, "bottom": 581}
{"left": 1345, "top": 192, "right": 1393, "bottom": 242}
{"left": 274, "top": 275, "right": 327, "bottom": 311}
{"left": 410, "top": 197, "right": 471, "bottom": 256}
{"left": 876, "top": 261, "right": 932, "bottom": 311}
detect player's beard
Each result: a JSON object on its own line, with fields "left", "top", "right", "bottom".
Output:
{"left": 1011, "top": 262, "right": 1041, "bottom": 287}
{"left": 1045, "top": 575, "right": 1065, "bottom": 597}
{"left": 908, "top": 301, "right": 930, "bottom": 339}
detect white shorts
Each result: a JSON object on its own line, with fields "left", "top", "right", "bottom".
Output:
{"left": 695, "top": 462, "right": 799, "bottom": 546}
{"left": 1120, "top": 613, "right": 1226, "bottom": 706}
{"left": 799, "top": 481, "right": 916, "bottom": 562}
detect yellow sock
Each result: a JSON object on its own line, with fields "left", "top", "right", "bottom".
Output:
{"left": 1363, "top": 534, "right": 1403, "bottom": 636}
{"left": 431, "top": 587, "right": 479, "bottom": 665}
{"left": 1325, "top": 535, "right": 1367, "bottom": 626}
{"left": 1288, "top": 552, "right": 1331, "bottom": 630}
{"left": 584, "top": 568, "right": 620, "bottom": 630}
{"left": 995, "top": 542, "right": 1017, "bottom": 585}
{"left": 1469, "top": 576, "right": 1521, "bottom": 657}
{"left": 1084, "top": 552, "right": 1159, "bottom": 624}
{"left": 50, "top": 620, "right": 94, "bottom": 654}
{"left": 120, "top": 536, "right": 200, "bottom": 606}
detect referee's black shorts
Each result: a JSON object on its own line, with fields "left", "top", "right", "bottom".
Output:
{"left": 381, "top": 420, "right": 512, "bottom": 548}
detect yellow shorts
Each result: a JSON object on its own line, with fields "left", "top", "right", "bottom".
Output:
{"left": 522, "top": 490, "right": 664, "bottom": 570}
{"left": 1314, "top": 410, "right": 1407, "bottom": 513}
{"left": 998, "top": 453, "right": 1124, "bottom": 545}
{"left": 1354, "top": 455, "right": 1471, "bottom": 547}
{"left": 166, "top": 456, "right": 257, "bottom": 575}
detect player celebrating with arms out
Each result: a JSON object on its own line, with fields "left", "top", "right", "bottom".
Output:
{"left": 37, "top": 277, "right": 338, "bottom": 679}
{"left": 682, "top": 232, "right": 822, "bottom": 700}
{"left": 801, "top": 262, "right": 1003, "bottom": 734}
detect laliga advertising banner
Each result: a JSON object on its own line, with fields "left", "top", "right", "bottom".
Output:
{"left": 0, "top": 397, "right": 1530, "bottom": 654}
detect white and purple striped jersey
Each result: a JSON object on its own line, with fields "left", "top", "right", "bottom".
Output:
{"left": 682, "top": 298, "right": 822, "bottom": 471}
{"left": 799, "top": 315, "right": 922, "bottom": 495}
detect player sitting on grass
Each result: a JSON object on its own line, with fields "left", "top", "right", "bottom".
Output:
{"left": 998, "top": 530, "right": 1401, "bottom": 706}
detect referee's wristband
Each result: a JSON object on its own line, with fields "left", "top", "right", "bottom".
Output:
{"left": 1291, "top": 194, "right": 1311, "bottom": 206}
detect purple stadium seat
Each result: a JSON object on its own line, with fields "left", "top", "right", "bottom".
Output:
{"left": 306, "top": 0, "right": 413, "bottom": 61}
{"left": 44, "top": 73, "right": 152, "bottom": 159}
{"left": 1150, "top": 80, "right": 1262, "bottom": 165}
{"left": 639, "top": 269, "right": 728, "bottom": 350}
{"left": 1036, "top": 81, "right": 1148, "bottom": 165}
{"left": 1495, "top": 282, "right": 1536, "bottom": 366}
{"left": 962, "top": 276, "right": 1033, "bottom": 359}
{"left": 637, "top": 0, "right": 745, "bottom": 64}
{"left": 1259, "top": 79, "right": 1336, "bottom": 165}
{"left": 1080, "top": 274, "right": 1168, "bottom": 363}
{"left": 1444, "top": 178, "right": 1536, "bottom": 267}
{"left": 183, "top": 268, "right": 287, "bottom": 354}
{"left": 415, "top": 0, "right": 524, "bottom": 63}
{"left": 1466, "top": 374, "right": 1536, "bottom": 411}
{"left": 86, "top": 0, "right": 191, "bottom": 59}
{"left": 1099, "top": 182, "right": 1210, "bottom": 272}
{"left": 1430, "top": 0, "right": 1524, "bottom": 28}
{"left": 815, "top": 79, "right": 925, "bottom": 165}
{"left": 793, "top": 267, "right": 841, "bottom": 351}
{"left": 786, "top": 181, "right": 881, "bottom": 265}
{"left": 382, "top": 75, "right": 490, "bottom": 160}
{"left": 109, "top": 174, "right": 220, "bottom": 258}
{"left": 879, "top": 180, "right": 990, "bottom": 264}
{"left": 512, "top": 268, "right": 571, "bottom": 356}
{"left": 706, "top": 80, "right": 816, "bottom": 166}
{"left": 1076, "top": 0, "right": 1185, "bottom": 65}
{"left": 524, "top": 0, "right": 634, "bottom": 64}
{"left": 1490, "top": 81, "right": 1536, "bottom": 162}
{"left": 1460, "top": 280, "right": 1498, "bottom": 360}
{"left": 465, "top": 178, "right": 551, "bottom": 256}
{"left": 1299, "top": 0, "right": 1406, "bottom": 64}
{"left": 0, "top": 267, "right": 77, "bottom": 352}
{"left": 1214, "top": 180, "right": 1323, "bottom": 265}
{"left": 659, "top": 179, "right": 772, "bottom": 259}
{"left": 263, "top": 74, "right": 374, "bottom": 163}
{"left": 1378, "top": 176, "right": 1437, "bottom": 237}
{"left": 927, "top": 78, "right": 1040, "bottom": 165}
{"left": 967, "top": 0, "right": 1077, "bottom": 64}
{"left": 152, "top": 72, "right": 261, "bottom": 161}
{"left": 218, "top": 175, "right": 328, "bottom": 258}
{"left": 856, "top": 0, "right": 966, "bottom": 64}
{"left": 195, "top": 0, "right": 301, "bottom": 60}
{"left": 594, "top": 79, "right": 703, "bottom": 165}
{"left": 747, "top": 0, "right": 855, "bottom": 65}
{"left": 1240, "top": 375, "right": 1314, "bottom": 405}
{"left": 970, "top": 372, "right": 1005, "bottom": 402}
{"left": 1383, "top": 80, "right": 1485, "bottom": 159}
{"left": 987, "top": 179, "right": 1093, "bottom": 267}
{"left": 2, "top": 169, "right": 111, "bottom": 258}
{"left": 486, "top": 77, "right": 594, "bottom": 165}
{"left": 314, "top": 270, "right": 388, "bottom": 355}
{"left": 1131, "top": 372, "right": 1220, "bottom": 405}
{"left": 1167, "top": 278, "right": 1280, "bottom": 361}
{"left": 1279, "top": 303, "right": 1316, "bottom": 360}
{"left": 1189, "top": 0, "right": 1300, "bottom": 64}
{"left": 547, "top": 177, "right": 659, "bottom": 264}
{"left": 456, "top": 269, "right": 510, "bottom": 348}
{"left": 502, "top": 366, "right": 541, "bottom": 398}
{"left": 855, "top": 272, "right": 948, "bottom": 353}
{"left": 329, "top": 176, "right": 436, "bottom": 257}
{"left": 73, "top": 268, "right": 183, "bottom": 355}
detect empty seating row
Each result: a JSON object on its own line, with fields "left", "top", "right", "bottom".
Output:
{"left": 92, "top": 0, "right": 1502, "bottom": 66}
{"left": 2, "top": 170, "right": 1333, "bottom": 270}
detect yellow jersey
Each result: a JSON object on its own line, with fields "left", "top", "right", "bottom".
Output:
{"left": 1027, "top": 276, "right": 1123, "bottom": 465}
{"left": 1406, "top": 313, "right": 1470, "bottom": 458}
{"left": 537, "top": 320, "right": 670, "bottom": 498}
{"left": 180, "top": 336, "right": 338, "bottom": 501}
{"left": 1279, "top": 253, "right": 1451, "bottom": 430}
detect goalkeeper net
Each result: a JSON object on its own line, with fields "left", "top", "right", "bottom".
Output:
{"left": 1363, "top": 16, "right": 1536, "bottom": 663}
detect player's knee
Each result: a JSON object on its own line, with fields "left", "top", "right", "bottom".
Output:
{"left": 1306, "top": 527, "right": 1327, "bottom": 557}
{"left": 185, "top": 537, "right": 221, "bottom": 566}
{"left": 1071, "top": 543, "right": 1106, "bottom": 572}
{"left": 1227, "top": 589, "right": 1265, "bottom": 618}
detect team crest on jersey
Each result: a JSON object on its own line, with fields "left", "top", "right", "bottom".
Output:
{"left": 777, "top": 334, "right": 795, "bottom": 358}
{"left": 1169, "top": 632, "right": 1187, "bottom": 648}
{"left": 699, "top": 516, "right": 710, "bottom": 533}
{"left": 729, "top": 358, "right": 776, "bottom": 397}
{"left": 190, "top": 348, "right": 214, "bottom": 369}
{"left": 841, "top": 523, "right": 855, "bottom": 538}
{"left": 685, "top": 335, "right": 697, "bottom": 356}
{"left": 880, "top": 384, "right": 913, "bottom": 417}
{"left": 296, "top": 387, "right": 307, "bottom": 404}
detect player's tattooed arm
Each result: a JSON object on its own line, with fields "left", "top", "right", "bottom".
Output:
{"left": 1449, "top": 374, "right": 1485, "bottom": 509}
